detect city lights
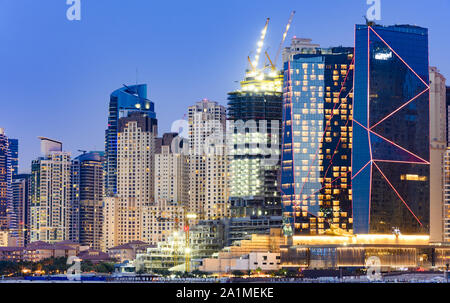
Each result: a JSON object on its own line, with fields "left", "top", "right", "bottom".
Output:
{"left": 0, "top": 1, "right": 448, "bottom": 288}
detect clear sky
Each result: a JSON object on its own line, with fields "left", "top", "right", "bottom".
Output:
{"left": 1, "top": 0, "right": 449, "bottom": 173}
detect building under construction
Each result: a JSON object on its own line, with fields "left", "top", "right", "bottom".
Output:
{"left": 227, "top": 14, "right": 295, "bottom": 237}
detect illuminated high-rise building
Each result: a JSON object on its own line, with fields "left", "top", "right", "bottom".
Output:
{"left": 429, "top": 67, "right": 447, "bottom": 242}
{"left": 72, "top": 151, "right": 104, "bottom": 250}
{"left": 227, "top": 63, "right": 283, "bottom": 220}
{"left": 281, "top": 44, "right": 354, "bottom": 235}
{"left": 8, "top": 139, "right": 18, "bottom": 176}
{"left": 0, "top": 128, "right": 12, "bottom": 235}
{"left": 102, "top": 111, "right": 158, "bottom": 248}
{"left": 11, "top": 174, "right": 31, "bottom": 246}
{"left": 188, "top": 99, "right": 229, "bottom": 220}
{"left": 105, "top": 84, "right": 156, "bottom": 197}
{"left": 446, "top": 86, "right": 450, "bottom": 146}
{"left": 443, "top": 149, "right": 450, "bottom": 242}
{"left": 150, "top": 134, "right": 187, "bottom": 244}
{"left": 352, "top": 24, "right": 430, "bottom": 234}
{"left": 30, "top": 138, "right": 74, "bottom": 243}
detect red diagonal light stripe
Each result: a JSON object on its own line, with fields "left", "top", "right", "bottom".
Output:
{"left": 351, "top": 159, "right": 372, "bottom": 180}
{"left": 372, "top": 159, "right": 429, "bottom": 165}
{"left": 372, "top": 161, "right": 423, "bottom": 226}
{"left": 353, "top": 119, "right": 430, "bottom": 164}
{"left": 322, "top": 109, "right": 352, "bottom": 179}
{"left": 297, "top": 73, "right": 354, "bottom": 199}
{"left": 370, "top": 88, "right": 430, "bottom": 129}
{"left": 299, "top": 170, "right": 353, "bottom": 205}
{"left": 369, "top": 27, "right": 430, "bottom": 89}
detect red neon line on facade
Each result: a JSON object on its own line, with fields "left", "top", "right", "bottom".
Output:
{"left": 372, "top": 161, "right": 423, "bottom": 226}
{"left": 370, "top": 88, "right": 430, "bottom": 129}
{"left": 351, "top": 159, "right": 372, "bottom": 180}
{"left": 297, "top": 74, "right": 354, "bottom": 199}
{"left": 353, "top": 119, "right": 430, "bottom": 164}
{"left": 369, "top": 27, "right": 430, "bottom": 89}
{"left": 372, "top": 159, "right": 429, "bottom": 165}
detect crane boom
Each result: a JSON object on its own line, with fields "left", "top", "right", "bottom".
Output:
{"left": 274, "top": 11, "right": 296, "bottom": 67}
{"left": 251, "top": 18, "right": 270, "bottom": 70}
{"left": 247, "top": 56, "right": 255, "bottom": 72}
{"left": 265, "top": 51, "right": 275, "bottom": 71}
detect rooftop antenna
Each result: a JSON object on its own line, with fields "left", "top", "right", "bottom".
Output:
{"left": 136, "top": 68, "right": 138, "bottom": 85}
{"left": 364, "top": 15, "right": 376, "bottom": 27}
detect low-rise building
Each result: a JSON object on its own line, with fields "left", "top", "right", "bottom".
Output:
{"left": 0, "top": 247, "right": 24, "bottom": 261}
{"left": 108, "top": 240, "right": 153, "bottom": 262}
{"left": 200, "top": 252, "right": 281, "bottom": 273}
{"left": 77, "top": 249, "right": 112, "bottom": 264}
{"left": 24, "top": 241, "right": 79, "bottom": 262}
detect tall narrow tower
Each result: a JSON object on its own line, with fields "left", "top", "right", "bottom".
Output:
{"left": 352, "top": 24, "right": 430, "bottom": 234}
{"left": 30, "top": 137, "right": 73, "bottom": 243}
{"left": 104, "top": 84, "right": 155, "bottom": 197}
{"left": 0, "top": 128, "right": 12, "bottom": 234}
{"left": 281, "top": 44, "right": 354, "bottom": 235}
{"left": 188, "top": 99, "right": 228, "bottom": 220}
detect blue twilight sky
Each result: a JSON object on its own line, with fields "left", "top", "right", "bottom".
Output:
{"left": 0, "top": 0, "right": 449, "bottom": 173}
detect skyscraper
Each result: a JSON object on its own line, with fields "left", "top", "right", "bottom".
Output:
{"left": 429, "top": 67, "right": 447, "bottom": 242}
{"left": 151, "top": 133, "right": 186, "bottom": 244}
{"left": 72, "top": 151, "right": 104, "bottom": 250}
{"left": 30, "top": 138, "right": 74, "bottom": 243}
{"left": 102, "top": 111, "right": 158, "bottom": 248}
{"left": 281, "top": 43, "right": 354, "bottom": 235}
{"left": 105, "top": 84, "right": 156, "bottom": 197}
{"left": 188, "top": 99, "right": 229, "bottom": 220}
{"left": 8, "top": 139, "right": 18, "bottom": 176}
{"left": 443, "top": 148, "right": 450, "bottom": 242}
{"left": 0, "top": 128, "right": 12, "bottom": 236}
{"left": 352, "top": 24, "right": 430, "bottom": 234}
{"left": 11, "top": 174, "right": 31, "bottom": 246}
{"left": 446, "top": 86, "right": 450, "bottom": 146}
{"left": 227, "top": 62, "right": 283, "bottom": 220}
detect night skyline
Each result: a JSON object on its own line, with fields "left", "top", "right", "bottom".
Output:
{"left": 1, "top": 0, "right": 449, "bottom": 173}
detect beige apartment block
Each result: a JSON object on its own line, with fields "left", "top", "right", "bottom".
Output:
{"left": 188, "top": 99, "right": 230, "bottom": 220}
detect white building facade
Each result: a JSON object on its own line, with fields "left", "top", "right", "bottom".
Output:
{"left": 188, "top": 99, "right": 229, "bottom": 220}
{"left": 30, "top": 146, "right": 73, "bottom": 243}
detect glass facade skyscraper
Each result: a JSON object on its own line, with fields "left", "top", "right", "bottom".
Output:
{"left": 352, "top": 24, "right": 430, "bottom": 234}
{"left": 281, "top": 47, "right": 354, "bottom": 236}
{"left": 104, "top": 84, "right": 156, "bottom": 196}
{"left": 11, "top": 174, "right": 31, "bottom": 246}
{"left": 72, "top": 151, "right": 104, "bottom": 250}
{"left": 8, "top": 139, "right": 18, "bottom": 176}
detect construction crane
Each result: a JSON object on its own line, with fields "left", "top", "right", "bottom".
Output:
{"left": 247, "top": 56, "right": 256, "bottom": 72}
{"left": 250, "top": 18, "right": 270, "bottom": 71}
{"left": 265, "top": 50, "right": 276, "bottom": 71}
{"left": 273, "top": 10, "right": 296, "bottom": 70}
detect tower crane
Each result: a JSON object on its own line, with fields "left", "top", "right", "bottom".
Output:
{"left": 249, "top": 18, "right": 270, "bottom": 71}
{"left": 270, "top": 10, "right": 296, "bottom": 71}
